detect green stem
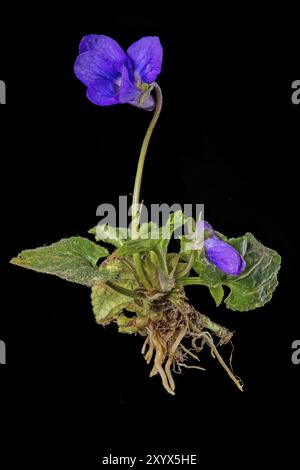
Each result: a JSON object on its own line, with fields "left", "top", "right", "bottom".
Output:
{"left": 170, "top": 253, "right": 181, "bottom": 277}
{"left": 131, "top": 83, "right": 163, "bottom": 238}
{"left": 176, "top": 251, "right": 196, "bottom": 279}
{"left": 119, "top": 257, "right": 141, "bottom": 284}
{"left": 176, "top": 276, "right": 206, "bottom": 286}
{"left": 153, "top": 245, "right": 169, "bottom": 274}
{"left": 131, "top": 83, "right": 163, "bottom": 290}
{"left": 133, "top": 255, "right": 152, "bottom": 290}
{"left": 198, "top": 314, "right": 233, "bottom": 341}
{"left": 106, "top": 281, "right": 139, "bottom": 298}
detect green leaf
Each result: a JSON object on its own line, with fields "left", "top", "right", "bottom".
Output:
{"left": 192, "top": 252, "right": 223, "bottom": 287}
{"left": 91, "top": 256, "right": 143, "bottom": 324}
{"left": 10, "top": 237, "right": 114, "bottom": 287}
{"left": 209, "top": 285, "right": 225, "bottom": 307}
{"left": 89, "top": 224, "right": 129, "bottom": 247}
{"left": 160, "top": 210, "right": 187, "bottom": 252}
{"left": 92, "top": 284, "right": 134, "bottom": 324}
{"left": 224, "top": 233, "right": 281, "bottom": 311}
{"left": 116, "top": 238, "right": 159, "bottom": 256}
{"left": 139, "top": 221, "right": 159, "bottom": 239}
{"left": 108, "top": 211, "right": 187, "bottom": 256}
{"left": 192, "top": 232, "right": 281, "bottom": 311}
{"left": 142, "top": 252, "right": 161, "bottom": 290}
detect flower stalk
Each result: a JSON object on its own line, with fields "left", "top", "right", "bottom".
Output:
{"left": 176, "top": 251, "right": 196, "bottom": 279}
{"left": 131, "top": 83, "right": 163, "bottom": 290}
{"left": 131, "top": 83, "right": 163, "bottom": 238}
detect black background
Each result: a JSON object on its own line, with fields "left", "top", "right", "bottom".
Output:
{"left": 0, "top": 7, "right": 299, "bottom": 467}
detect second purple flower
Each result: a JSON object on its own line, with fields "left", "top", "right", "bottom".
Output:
{"left": 196, "top": 221, "right": 246, "bottom": 276}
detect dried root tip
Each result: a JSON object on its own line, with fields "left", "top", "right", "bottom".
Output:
{"left": 164, "top": 322, "right": 188, "bottom": 392}
{"left": 200, "top": 332, "right": 243, "bottom": 392}
{"left": 164, "top": 358, "right": 175, "bottom": 392}
{"left": 153, "top": 334, "right": 175, "bottom": 395}
{"left": 142, "top": 334, "right": 154, "bottom": 364}
{"left": 149, "top": 365, "right": 158, "bottom": 377}
{"left": 143, "top": 326, "right": 175, "bottom": 395}
{"left": 177, "top": 363, "right": 206, "bottom": 371}
{"left": 145, "top": 344, "right": 154, "bottom": 364}
{"left": 141, "top": 337, "right": 149, "bottom": 355}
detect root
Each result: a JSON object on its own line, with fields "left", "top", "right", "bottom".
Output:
{"left": 164, "top": 322, "right": 188, "bottom": 392}
{"left": 179, "top": 343, "right": 200, "bottom": 362}
{"left": 141, "top": 337, "right": 149, "bottom": 355}
{"left": 177, "top": 363, "right": 206, "bottom": 372}
{"left": 147, "top": 327, "right": 175, "bottom": 395}
{"left": 196, "top": 332, "right": 243, "bottom": 392}
{"left": 141, "top": 299, "right": 243, "bottom": 395}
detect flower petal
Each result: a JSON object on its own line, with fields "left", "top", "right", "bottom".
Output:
{"left": 74, "top": 50, "right": 125, "bottom": 87}
{"left": 79, "top": 34, "right": 127, "bottom": 65}
{"left": 118, "top": 67, "right": 141, "bottom": 104}
{"left": 196, "top": 220, "right": 214, "bottom": 238}
{"left": 137, "top": 94, "right": 155, "bottom": 111}
{"left": 117, "top": 69, "right": 155, "bottom": 111}
{"left": 204, "top": 237, "right": 246, "bottom": 276}
{"left": 193, "top": 220, "right": 216, "bottom": 249}
{"left": 86, "top": 79, "right": 119, "bottom": 106}
{"left": 127, "top": 36, "right": 163, "bottom": 83}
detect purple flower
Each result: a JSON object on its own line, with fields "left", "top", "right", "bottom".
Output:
{"left": 74, "top": 35, "right": 163, "bottom": 110}
{"left": 196, "top": 221, "right": 246, "bottom": 276}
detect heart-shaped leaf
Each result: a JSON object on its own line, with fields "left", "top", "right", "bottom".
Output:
{"left": 10, "top": 237, "right": 114, "bottom": 287}
{"left": 187, "top": 232, "right": 281, "bottom": 311}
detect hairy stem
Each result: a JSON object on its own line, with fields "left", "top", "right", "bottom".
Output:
{"left": 131, "top": 84, "right": 163, "bottom": 290}
{"left": 153, "top": 245, "right": 169, "bottom": 274}
{"left": 197, "top": 314, "right": 233, "bottom": 344}
{"left": 176, "top": 251, "right": 196, "bottom": 279}
{"left": 176, "top": 276, "right": 207, "bottom": 286}
{"left": 106, "top": 281, "right": 138, "bottom": 298}
{"left": 131, "top": 83, "right": 163, "bottom": 236}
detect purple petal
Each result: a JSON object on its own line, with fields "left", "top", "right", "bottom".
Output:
{"left": 125, "top": 93, "right": 155, "bottom": 111}
{"left": 86, "top": 66, "right": 138, "bottom": 107}
{"left": 127, "top": 36, "right": 163, "bottom": 83}
{"left": 118, "top": 68, "right": 141, "bottom": 104}
{"left": 194, "top": 221, "right": 217, "bottom": 248}
{"left": 86, "top": 79, "right": 119, "bottom": 106}
{"left": 196, "top": 220, "right": 214, "bottom": 237}
{"left": 117, "top": 69, "right": 155, "bottom": 110}
{"left": 79, "top": 35, "right": 127, "bottom": 65}
{"left": 204, "top": 237, "right": 246, "bottom": 276}
{"left": 74, "top": 50, "right": 125, "bottom": 87}
{"left": 137, "top": 94, "right": 155, "bottom": 111}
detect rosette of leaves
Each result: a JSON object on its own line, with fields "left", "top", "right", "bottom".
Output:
{"left": 11, "top": 211, "right": 281, "bottom": 395}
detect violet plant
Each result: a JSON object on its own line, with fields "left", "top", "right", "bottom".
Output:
{"left": 11, "top": 35, "right": 281, "bottom": 395}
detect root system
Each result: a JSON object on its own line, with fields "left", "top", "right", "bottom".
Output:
{"left": 139, "top": 298, "right": 243, "bottom": 395}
